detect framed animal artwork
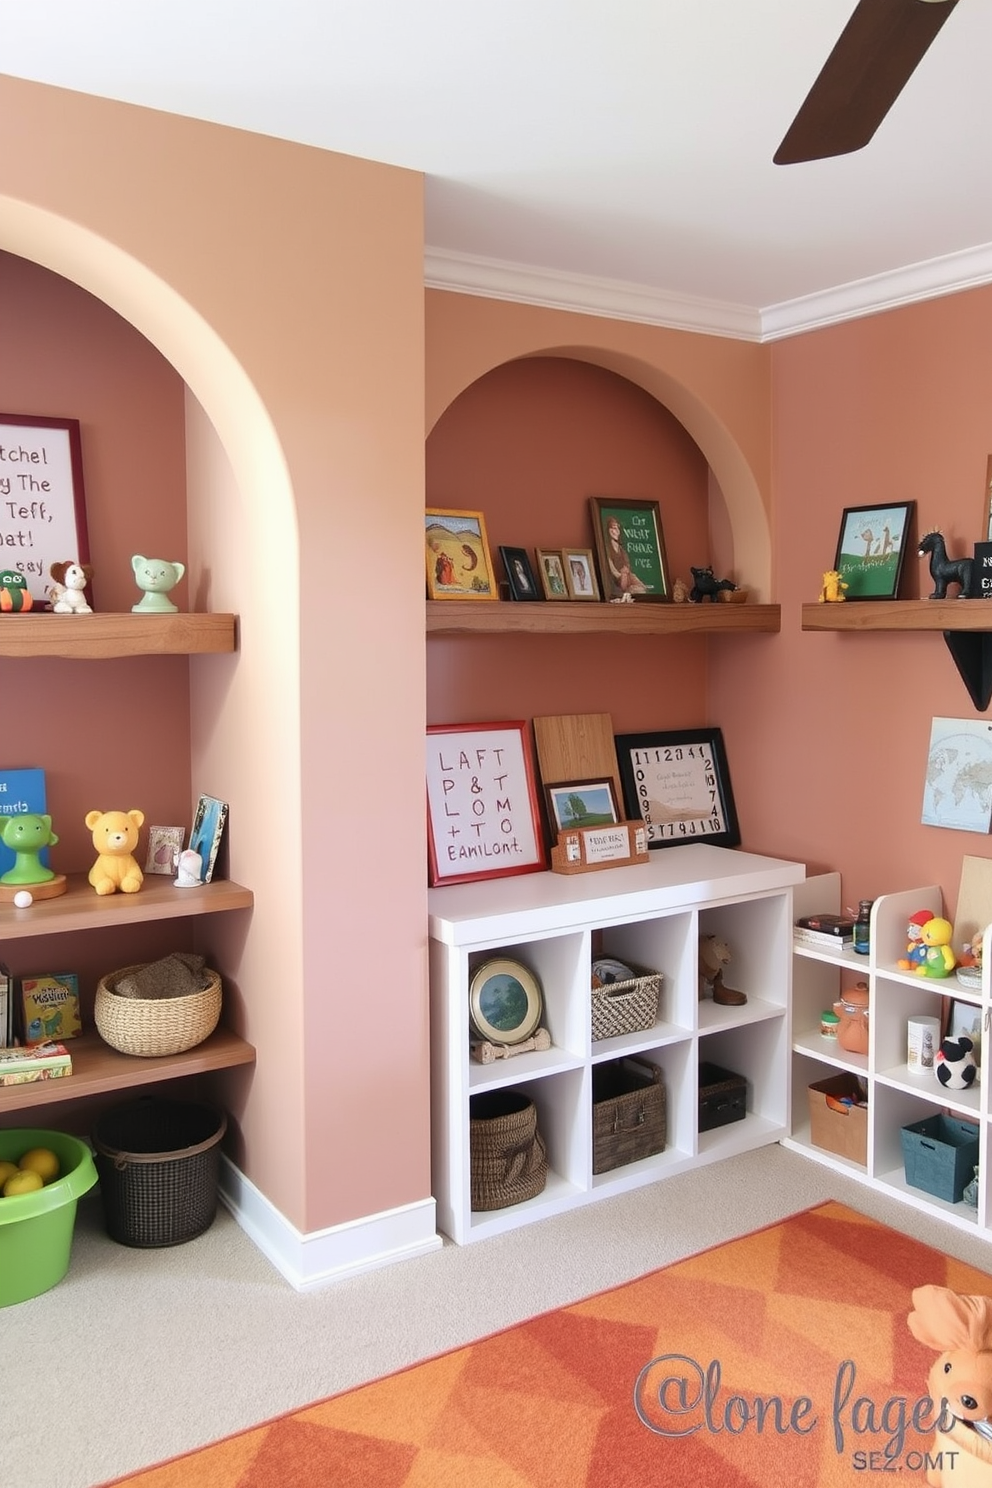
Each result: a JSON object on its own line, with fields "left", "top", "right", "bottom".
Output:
{"left": 832, "top": 501, "right": 915, "bottom": 600}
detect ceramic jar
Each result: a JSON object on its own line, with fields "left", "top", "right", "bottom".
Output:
{"left": 834, "top": 982, "right": 869, "bottom": 1055}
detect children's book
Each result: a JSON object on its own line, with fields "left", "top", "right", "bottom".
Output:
{"left": 20, "top": 973, "right": 81, "bottom": 1045}
{"left": 0, "top": 1042, "right": 72, "bottom": 1085}
{"left": 0, "top": 768, "right": 49, "bottom": 874}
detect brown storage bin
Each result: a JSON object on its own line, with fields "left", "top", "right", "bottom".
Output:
{"left": 807, "top": 1073, "right": 868, "bottom": 1165}
{"left": 469, "top": 1089, "right": 547, "bottom": 1211}
{"left": 592, "top": 1057, "right": 666, "bottom": 1174}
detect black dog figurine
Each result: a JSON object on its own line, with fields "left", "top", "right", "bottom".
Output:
{"left": 919, "top": 530, "right": 974, "bottom": 599}
{"left": 688, "top": 566, "right": 736, "bottom": 603}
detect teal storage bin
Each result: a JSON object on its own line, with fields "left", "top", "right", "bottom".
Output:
{"left": 0, "top": 1128, "right": 98, "bottom": 1306}
{"left": 901, "top": 1114, "right": 980, "bottom": 1204}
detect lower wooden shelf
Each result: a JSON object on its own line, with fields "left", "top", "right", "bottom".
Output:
{"left": 0, "top": 1027, "right": 255, "bottom": 1115}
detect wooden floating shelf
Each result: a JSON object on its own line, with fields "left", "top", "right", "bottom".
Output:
{"left": 801, "top": 600, "right": 992, "bottom": 633}
{"left": 0, "top": 612, "right": 237, "bottom": 658}
{"left": 0, "top": 1028, "right": 256, "bottom": 1113}
{"left": 428, "top": 600, "right": 781, "bottom": 637}
{"left": 0, "top": 874, "right": 253, "bottom": 939}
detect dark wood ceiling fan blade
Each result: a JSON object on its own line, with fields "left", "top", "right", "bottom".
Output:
{"left": 774, "top": 0, "right": 960, "bottom": 165}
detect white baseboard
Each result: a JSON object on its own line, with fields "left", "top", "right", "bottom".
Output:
{"left": 218, "top": 1155, "right": 442, "bottom": 1291}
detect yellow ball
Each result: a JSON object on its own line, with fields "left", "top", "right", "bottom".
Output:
{"left": 3, "top": 1168, "right": 43, "bottom": 1197}
{"left": 18, "top": 1147, "right": 60, "bottom": 1183}
{"left": 0, "top": 1159, "right": 19, "bottom": 1188}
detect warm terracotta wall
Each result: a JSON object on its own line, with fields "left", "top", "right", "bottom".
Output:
{"left": 714, "top": 287, "right": 992, "bottom": 916}
{"left": 0, "top": 76, "right": 428, "bottom": 1235}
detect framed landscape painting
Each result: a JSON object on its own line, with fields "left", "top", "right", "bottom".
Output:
{"left": 425, "top": 508, "right": 496, "bottom": 600}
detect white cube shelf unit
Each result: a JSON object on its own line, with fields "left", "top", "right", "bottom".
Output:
{"left": 785, "top": 871, "right": 992, "bottom": 1240}
{"left": 428, "top": 842, "right": 804, "bottom": 1244}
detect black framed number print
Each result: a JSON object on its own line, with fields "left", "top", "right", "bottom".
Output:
{"left": 614, "top": 727, "right": 740, "bottom": 850}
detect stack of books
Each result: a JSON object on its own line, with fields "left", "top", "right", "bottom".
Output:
{"left": 0, "top": 1042, "right": 73, "bottom": 1086}
{"left": 793, "top": 913, "right": 855, "bottom": 951}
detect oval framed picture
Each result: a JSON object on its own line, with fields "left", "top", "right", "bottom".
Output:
{"left": 469, "top": 958, "right": 544, "bottom": 1045}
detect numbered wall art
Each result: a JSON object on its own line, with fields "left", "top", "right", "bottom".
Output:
{"left": 615, "top": 727, "right": 741, "bottom": 849}
{"left": 426, "top": 721, "right": 546, "bottom": 886}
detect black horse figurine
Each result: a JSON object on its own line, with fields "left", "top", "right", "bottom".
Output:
{"left": 918, "top": 530, "right": 974, "bottom": 600}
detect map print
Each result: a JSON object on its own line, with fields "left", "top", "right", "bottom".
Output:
{"left": 922, "top": 717, "right": 992, "bottom": 833}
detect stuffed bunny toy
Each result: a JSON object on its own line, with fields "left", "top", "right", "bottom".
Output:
{"left": 908, "top": 1284, "right": 992, "bottom": 1485}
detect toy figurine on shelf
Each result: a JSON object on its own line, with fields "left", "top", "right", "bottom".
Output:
{"left": 48, "top": 560, "right": 93, "bottom": 614}
{"left": 896, "top": 908, "right": 935, "bottom": 971}
{"left": 819, "top": 570, "right": 848, "bottom": 603}
{"left": 698, "top": 934, "right": 747, "bottom": 1006}
{"left": 935, "top": 1035, "right": 978, "bottom": 1089}
{"left": 914, "top": 916, "right": 957, "bottom": 978}
{"left": 688, "top": 566, "right": 737, "bottom": 603}
{"left": 131, "top": 555, "right": 185, "bottom": 614}
{"left": 85, "top": 808, "right": 145, "bottom": 895}
{"left": 918, "top": 530, "right": 974, "bottom": 599}
{"left": 0, "top": 812, "right": 67, "bottom": 901}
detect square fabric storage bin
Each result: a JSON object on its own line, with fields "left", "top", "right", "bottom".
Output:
{"left": 901, "top": 1115, "right": 980, "bottom": 1204}
{"left": 698, "top": 1061, "right": 747, "bottom": 1133}
{"left": 592, "top": 1057, "right": 666, "bottom": 1174}
{"left": 807, "top": 1073, "right": 868, "bottom": 1165}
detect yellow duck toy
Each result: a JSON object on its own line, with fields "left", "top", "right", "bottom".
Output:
{"left": 914, "top": 916, "right": 957, "bottom": 979}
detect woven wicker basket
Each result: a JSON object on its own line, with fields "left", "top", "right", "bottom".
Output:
{"left": 470, "top": 1089, "right": 548, "bottom": 1212}
{"left": 94, "top": 964, "right": 222, "bottom": 1057}
{"left": 591, "top": 967, "right": 663, "bottom": 1042}
{"left": 592, "top": 1057, "right": 666, "bottom": 1174}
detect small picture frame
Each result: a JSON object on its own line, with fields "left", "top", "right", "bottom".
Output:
{"left": 144, "top": 825, "right": 185, "bottom": 876}
{"left": 544, "top": 778, "right": 619, "bottom": 835}
{"left": 425, "top": 508, "right": 496, "bottom": 600}
{"left": 188, "top": 794, "right": 229, "bottom": 884}
{"left": 589, "top": 497, "right": 669, "bottom": 602}
{"left": 498, "top": 546, "right": 542, "bottom": 602}
{"left": 563, "top": 547, "right": 601, "bottom": 600}
{"left": 832, "top": 501, "right": 915, "bottom": 600}
{"left": 536, "top": 549, "right": 569, "bottom": 599}
{"left": 614, "top": 727, "right": 740, "bottom": 850}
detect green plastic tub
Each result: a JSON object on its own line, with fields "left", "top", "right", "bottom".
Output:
{"left": 0, "top": 1128, "right": 98, "bottom": 1306}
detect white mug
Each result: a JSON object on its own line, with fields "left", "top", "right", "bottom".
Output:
{"left": 907, "top": 1015, "right": 941, "bottom": 1072}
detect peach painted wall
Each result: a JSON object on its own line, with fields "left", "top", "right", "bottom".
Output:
{"left": 713, "top": 287, "right": 992, "bottom": 921}
{"left": 0, "top": 76, "right": 428, "bottom": 1235}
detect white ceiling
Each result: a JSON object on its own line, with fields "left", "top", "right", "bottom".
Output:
{"left": 2, "top": 0, "right": 991, "bottom": 339}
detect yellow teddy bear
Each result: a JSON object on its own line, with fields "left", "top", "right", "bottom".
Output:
{"left": 85, "top": 808, "right": 145, "bottom": 895}
{"left": 819, "top": 570, "right": 848, "bottom": 602}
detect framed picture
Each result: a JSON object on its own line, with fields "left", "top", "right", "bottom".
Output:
{"left": 614, "top": 727, "right": 741, "bottom": 849}
{"left": 832, "top": 501, "right": 915, "bottom": 600}
{"left": 589, "top": 497, "right": 669, "bottom": 602}
{"left": 469, "top": 957, "right": 544, "bottom": 1045}
{"left": 498, "top": 546, "right": 542, "bottom": 602}
{"left": 0, "top": 415, "right": 90, "bottom": 607}
{"left": 941, "top": 996, "right": 982, "bottom": 1066}
{"left": 188, "top": 794, "right": 229, "bottom": 883}
{"left": 425, "top": 508, "right": 496, "bottom": 600}
{"left": 536, "top": 549, "right": 569, "bottom": 599}
{"left": 544, "top": 778, "right": 619, "bottom": 835}
{"left": 426, "top": 721, "right": 546, "bottom": 886}
{"left": 563, "top": 547, "right": 601, "bottom": 600}
{"left": 144, "top": 824, "right": 185, "bottom": 876}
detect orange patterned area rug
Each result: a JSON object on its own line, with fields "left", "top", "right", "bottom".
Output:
{"left": 101, "top": 1201, "right": 992, "bottom": 1488}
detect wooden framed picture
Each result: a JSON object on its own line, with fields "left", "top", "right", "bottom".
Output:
{"left": 832, "top": 501, "right": 915, "bottom": 600}
{"left": 0, "top": 414, "right": 90, "bottom": 607}
{"left": 188, "top": 794, "right": 229, "bottom": 883}
{"left": 589, "top": 497, "right": 669, "bottom": 602}
{"left": 536, "top": 549, "right": 568, "bottom": 599}
{"left": 426, "top": 721, "right": 546, "bottom": 886}
{"left": 425, "top": 508, "right": 496, "bottom": 600}
{"left": 498, "top": 546, "right": 542, "bottom": 601}
{"left": 469, "top": 958, "right": 544, "bottom": 1045}
{"left": 614, "top": 727, "right": 740, "bottom": 849}
{"left": 144, "top": 824, "right": 185, "bottom": 876}
{"left": 544, "top": 778, "right": 619, "bottom": 835}
{"left": 563, "top": 547, "right": 600, "bottom": 600}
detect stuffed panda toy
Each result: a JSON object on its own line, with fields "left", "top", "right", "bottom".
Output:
{"left": 935, "top": 1035, "right": 978, "bottom": 1089}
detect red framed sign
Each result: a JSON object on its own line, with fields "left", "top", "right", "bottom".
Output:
{"left": 0, "top": 414, "right": 90, "bottom": 606}
{"left": 426, "top": 720, "right": 546, "bottom": 887}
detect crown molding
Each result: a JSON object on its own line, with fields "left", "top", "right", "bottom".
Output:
{"left": 424, "top": 242, "right": 992, "bottom": 344}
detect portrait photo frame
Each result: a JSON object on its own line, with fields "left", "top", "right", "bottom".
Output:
{"left": 188, "top": 794, "right": 229, "bottom": 884}
{"left": 563, "top": 547, "right": 601, "bottom": 601}
{"left": 940, "top": 995, "right": 983, "bottom": 1067}
{"left": 498, "top": 545, "right": 542, "bottom": 602}
{"left": 536, "top": 549, "right": 569, "bottom": 599}
{"left": 832, "top": 500, "right": 915, "bottom": 600}
{"left": 589, "top": 497, "right": 669, "bottom": 602}
{"left": 544, "top": 778, "right": 619, "bottom": 836}
{"left": 144, "top": 824, "right": 186, "bottom": 876}
{"left": 0, "top": 414, "right": 90, "bottom": 607}
{"left": 614, "top": 727, "right": 741, "bottom": 850}
{"left": 426, "top": 720, "right": 546, "bottom": 886}
{"left": 425, "top": 508, "right": 496, "bottom": 601}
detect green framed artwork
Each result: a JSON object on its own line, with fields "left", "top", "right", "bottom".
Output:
{"left": 589, "top": 497, "right": 669, "bottom": 602}
{"left": 833, "top": 501, "right": 915, "bottom": 600}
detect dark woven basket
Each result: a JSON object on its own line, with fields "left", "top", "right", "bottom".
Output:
{"left": 592, "top": 1057, "right": 666, "bottom": 1174}
{"left": 469, "top": 1089, "right": 548, "bottom": 1212}
{"left": 91, "top": 1098, "right": 227, "bottom": 1248}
